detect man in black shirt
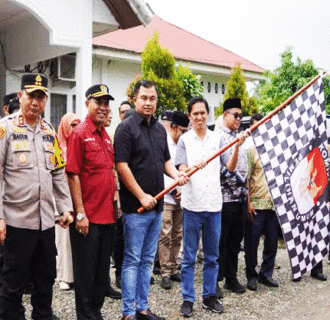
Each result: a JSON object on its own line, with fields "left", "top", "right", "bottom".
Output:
{"left": 114, "top": 80, "right": 188, "bottom": 320}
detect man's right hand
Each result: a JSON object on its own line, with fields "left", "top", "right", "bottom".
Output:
{"left": 139, "top": 193, "right": 157, "bottom": 211}
{"left": 0, "top": 219, "right": 6, "bottom": 245}
{"left": 247, "top": 201, "right": 256, "bottom": 222}
{"left": 76, "top": 217, "right": 89, "bottom": 236}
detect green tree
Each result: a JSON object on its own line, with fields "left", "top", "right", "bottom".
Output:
{"left": 176, "top": 64, "right": 203, "bottom": 102}
{"left": 215, "top": 63, "right": 258, "bottom": 117}
{"left": 257, "top": 48, "right": 330, "bottom": 114}
{"left": 323, "top": 75, "right": 330, "bottom": 114}
{"left": 127, "top": 32, "right": 186, "bottom": 118}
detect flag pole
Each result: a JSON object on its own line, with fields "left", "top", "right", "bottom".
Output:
{"left": 137, "top": 71, "right": 326, "bottom": 213}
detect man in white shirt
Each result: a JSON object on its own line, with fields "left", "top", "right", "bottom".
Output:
{"left": 159, "top": 111, "right": 189, "bottom": 290}
{"left": 176, "top": 97, "right": 247, "bottom": 317}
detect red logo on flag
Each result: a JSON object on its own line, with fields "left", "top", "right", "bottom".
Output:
{"left": 300, "top": 147, "right": 327, "bottom": 205}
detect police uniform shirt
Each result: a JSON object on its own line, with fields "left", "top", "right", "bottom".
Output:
{"left": 0, "top": 110, "right": 73, "bottom": 230}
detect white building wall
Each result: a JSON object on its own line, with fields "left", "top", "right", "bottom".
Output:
{"left": 200, "top": 74, "right": 227, "bottom": 123}
{"left": 92, "top": 57, "right": 230, "bottom": 127}
{"left": 93, "top": 58, "right": 140, "bottom": 128}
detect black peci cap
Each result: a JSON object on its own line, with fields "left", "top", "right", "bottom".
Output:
{"left": 223, "top": 98, "right": 241, "bottom": 112}
{"left": 172, "top": 111, "right": 189, "bottom": 128}
{"left": 161, "top": 110, "right": 174, "bottom": 121}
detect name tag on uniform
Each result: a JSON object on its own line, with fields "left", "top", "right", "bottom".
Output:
{"left": 43, "top": 135, "right": 55, "bottom": 142}
{"left": 12, "top": 133, "right": 28, "bottom": 140}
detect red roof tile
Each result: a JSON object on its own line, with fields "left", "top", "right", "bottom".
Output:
{"left": 93, "top": 15, "right": 264, "bottom": 74}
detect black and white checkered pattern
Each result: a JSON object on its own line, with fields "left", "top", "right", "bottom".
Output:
{"left": 252, "top": 77, "right": 330, "bottom": 279}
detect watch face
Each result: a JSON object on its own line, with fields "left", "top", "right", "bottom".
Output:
{"left": 77, "top": 213, "right": 85, "bottom": 220}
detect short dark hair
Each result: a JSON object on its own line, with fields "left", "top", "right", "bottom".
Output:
{"left": 120, "top": 100, "right": 133, "bottom": 107}
{"left": 250, "top": 113, "right": 263, "bottom": 126}
{"left": 187, "top": 96, "right": 209, "bottom": 115}
{"left": 119, "top": 100, "right": 133, "bottom": 111}
{"left": 133, "top": 80, "right": 158, "bottom": 98}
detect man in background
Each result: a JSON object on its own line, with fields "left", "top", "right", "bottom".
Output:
{"left": 159, "top": 111, "right": 189, "bottom": 290}
{"left": 119, "top": 101, "right": 133, "bottom": 122}
{"left": 2, "top": 93, "right": 17, "bottom": 116}
{"left": 218, "top": 98, "right": 248, "bottom": 294}
{"left": 245, "top": 114, "right": 280, "bottom": 291}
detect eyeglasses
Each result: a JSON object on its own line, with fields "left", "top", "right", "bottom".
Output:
{"left": 227, "top": 112, "right": 243, "bottom": 120}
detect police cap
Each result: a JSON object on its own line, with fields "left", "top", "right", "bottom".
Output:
{"left": 21, "top": 73, "right": 48, "bottom": 96}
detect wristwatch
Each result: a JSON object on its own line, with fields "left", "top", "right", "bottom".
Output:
{"left": 76, "top": 213, "right": 86, "bottom": 221}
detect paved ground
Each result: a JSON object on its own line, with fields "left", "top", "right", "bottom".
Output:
{"left": 22, "top": 242, "right": 330, "bottom": 320}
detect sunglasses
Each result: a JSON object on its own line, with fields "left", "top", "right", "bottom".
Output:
{"left": 228, "top": 112, "right": 243, "bottom": 120}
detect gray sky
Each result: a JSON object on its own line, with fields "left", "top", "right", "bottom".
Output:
{"left": 146, "top": 0, "right": 330, "bottom": 73}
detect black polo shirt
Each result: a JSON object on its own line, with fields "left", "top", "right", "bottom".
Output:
{"left": 114, "top": 110, "right": 170, "bottom": 213}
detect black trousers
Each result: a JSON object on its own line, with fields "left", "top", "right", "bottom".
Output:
{"left": 0, "top": 244, "right": 3, "bottom": 284}
{"left": 218, "top": 201, "right": 246, "bottom": 281}
{"left": 0, "top": 225, "right": 56, "bottom": 320}
{"left": 70, "top": 222, "right": 114, "bottom": 320}
{"left": 113, "top": 216, "right": 125, "bottom": 279}
{"left": 244, "top": 210, "right": 279, "bottom": 280}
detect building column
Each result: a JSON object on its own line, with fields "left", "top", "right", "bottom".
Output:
{"left": 75, "top": 3, "right": 93, "bottom": 120}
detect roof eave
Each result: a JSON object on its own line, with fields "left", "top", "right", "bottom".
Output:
{"left": 103, "top": 0, "right": 153, "bottom": 30}
{"left": 92, "top": 45, "right": 265, "bottom": 81}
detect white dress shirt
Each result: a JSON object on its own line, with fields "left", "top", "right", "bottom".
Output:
{"left": 175, "top": 128, "right": 223, "bottom": 212}
{"left": 164, "top": 133, "right": 179, "bottom": 205}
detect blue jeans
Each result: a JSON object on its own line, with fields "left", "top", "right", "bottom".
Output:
{"left": 181, "top": 208, "right": 221, "bottom": 302}
{"left": 121, "top": 210, "right": 162, "bottom": 316}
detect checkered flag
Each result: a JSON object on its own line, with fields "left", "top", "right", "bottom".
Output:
{"left": 252, "top": 77, "right": 330, "bottom": 279}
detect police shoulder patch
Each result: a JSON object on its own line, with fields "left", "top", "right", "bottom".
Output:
{"left": 0, "top": 125, "right": 6, "bottom": 139}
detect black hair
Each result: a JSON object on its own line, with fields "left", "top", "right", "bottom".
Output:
{"left": 119, "top": 101, "right": 133, "bottom": 111}
{"left": 250, "top": 113, "right": 263, "bottom": 126}
{"left": 120, "top": 100, "right": 133, "bottom": 108}
{"left": 187, "top": 96, "right": 209, "bottom": 115}
{"left": 8, "top": 97, "right": 20, "bottom": 115}
{"left": 133, "top": 80, "right": 159, "bottom": 97}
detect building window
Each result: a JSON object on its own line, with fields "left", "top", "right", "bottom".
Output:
{"left": 215, "top": 83, "right": 218, "bottom": 94}
{"left": 50, "top": 93, "right": 67, "bottom": 131}
{"left": 208, "top": 82, "right": 211, "bottom": 93}
{"left": 222, "top": 84, "right": 225, "bottom": 94}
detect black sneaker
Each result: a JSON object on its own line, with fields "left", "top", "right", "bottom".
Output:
{"left": 202, "top": 296, "right": 224, "bottom": 313}
{"left": 161, "top": 276, "right": 171, "bottom": 290}
{"left": 136, "top": 309, "right": 165, "bottom": 320}
{"left": 180, "top": 300, "right": 193, "bottom": 317}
